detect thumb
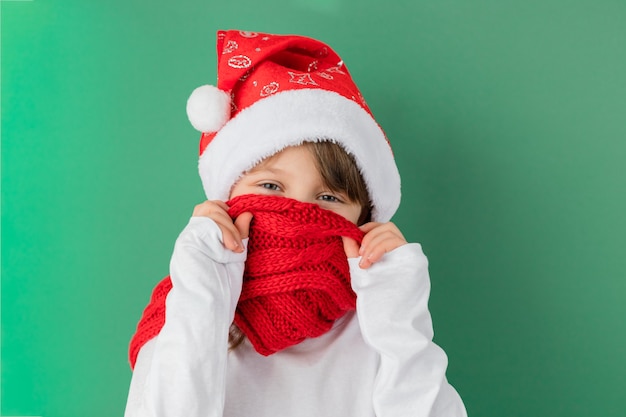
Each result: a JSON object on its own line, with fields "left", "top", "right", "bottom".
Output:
{"left": 234, "top": 212, "right": 254, "bottom": 239}
{"left": 342, "top": 236, "right": 361, "bottom": 259}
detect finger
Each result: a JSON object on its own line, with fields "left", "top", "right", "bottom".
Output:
{"left": 192, "top": 200, "right": 229, "bottom": 217}
{"left": 192, "top": 201, "right": 244, "bottom": 252}
{"left": 234, "top": 212, "right": 254, "bottom": 240}
{"left": 359, "top": 241, "right": 388, "bottom": 269}
{"left": 211, "top": 209, "right": 238, "bottom": 227}
{"left": 213, "top": 200, "right": 230, "bottom": 211}
{"left": 342, "top": 236, "right": 361, "bottom": 258}
{"left": 360, "top": 235, "right": 408, "bottom": 268}
{"left": 360, "top": 228, "right": 393, "bottom": 253}
{"left": 358, "top": 223, "right": 385, "bottom": 255}
{"left": 358, "top": 227, "right": 385, "bottom": 256}
{"left": 358, "top": 222, "right": 381, "bottom": 234}
{"left": 211, "top": 215, "right": 246, "bottom": 252}
{"left": 207, "top": 215, "right": 245, "bottom": 251}
{"left": 219, "top": 225, "right": 244, "bottom": 252}
{"left": 358, "top": 232, "right": 387, "bottom": 269}
{"left": 359, "top": 244, "right": 386, "bottom": 268}
{"left": 359, "top": 231, "right": 407, "bottom": 268}
{"left": 359, "top": 223, "right": 404, "bottom": 256}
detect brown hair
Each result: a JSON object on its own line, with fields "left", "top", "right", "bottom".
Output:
{"left": 228, "top": 140, "right": 372, "bottom": 350}
{"left": 305, "top": 141, "right": 372, "bottom": 225}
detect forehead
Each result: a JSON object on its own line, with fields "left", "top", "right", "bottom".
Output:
{"left": 247, "top": 144, "right": 314, "bottom": 172}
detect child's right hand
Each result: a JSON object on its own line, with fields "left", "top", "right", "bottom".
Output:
{"left": 192, "top": 200, "right": 253, "bottom": 253}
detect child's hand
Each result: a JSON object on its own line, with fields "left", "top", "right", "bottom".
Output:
{"left": 343, "top": 222, "right": 408, "bottom": 269}
{"left": 192, "top": 200, "right": 254, "bottom": 253}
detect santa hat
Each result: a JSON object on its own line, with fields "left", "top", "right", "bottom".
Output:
{"left": 186, "top": 30, "right": 401, "bottom": 222}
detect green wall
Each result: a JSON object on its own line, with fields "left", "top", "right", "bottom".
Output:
{"left": 2, "top": 0, "right": 625, "bottom": 416}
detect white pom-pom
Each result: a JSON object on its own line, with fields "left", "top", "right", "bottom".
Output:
{"left": 186, "top": 85, "right": 231, "bottom": 132}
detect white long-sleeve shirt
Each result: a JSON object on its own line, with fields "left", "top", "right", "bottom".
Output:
{"left": 125, "top": 216, "right": 467, "bottom": 417}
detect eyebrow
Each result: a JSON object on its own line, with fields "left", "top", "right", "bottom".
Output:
{"left": 248, "top": 166, "right": 288, "bottom": 176}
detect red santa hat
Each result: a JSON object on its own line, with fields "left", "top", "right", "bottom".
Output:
{"left": 186, "top": 30, "right": 401, "bottom": 222}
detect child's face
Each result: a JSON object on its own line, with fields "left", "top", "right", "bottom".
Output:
{"left": 230, "top": 145, "right": 362, "bottom": 224}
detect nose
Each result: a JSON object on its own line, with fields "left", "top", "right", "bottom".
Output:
{"left": 286, "top": 194, "right": 316, "bottom": 205}
{"left": 283, "top": 188, "right": 317, "bottom": 206}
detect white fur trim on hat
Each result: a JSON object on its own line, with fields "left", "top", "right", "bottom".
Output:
{"left": 198, "top": 89, "right": 401, "bottom": 222}
{"left": 186, "top": 85, "right": 231, "bottom": 132}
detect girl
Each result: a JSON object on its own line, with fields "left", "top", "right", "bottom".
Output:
{"left": 125, "top": 30, "right": 467, "bottom": 417}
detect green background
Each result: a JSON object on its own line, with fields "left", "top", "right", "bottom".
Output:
{"left": 2, "top": 0, "right": 625, "bottom": 416}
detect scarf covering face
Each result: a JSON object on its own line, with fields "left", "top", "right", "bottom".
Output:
{"left": 128, "top": 195, "right": 363, "bottom": 367}
{"left": 227, "top": 194, "right": 364, "bottom": 356}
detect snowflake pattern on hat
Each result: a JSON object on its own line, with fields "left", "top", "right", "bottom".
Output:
{"left": 239, "top": 31, "right": 258, "bottom": 38}
{"left": 326, "top": 65, "right": 346, "bottom": 75}
{"left": 228, "top": 55, "right": 252, "bottom": 69}
{"left": 260, "top": 82, "right": 280, "bottom": 97}
{"left": 288, "top": 72, "right": 318, "bottom": 86}
{"left": 222, "top": 40, "right": 238, "bottom": 54}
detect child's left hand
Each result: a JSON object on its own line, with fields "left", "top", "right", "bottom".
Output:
{"left": 343, "top": 222, "right": 408, "bottom": 269}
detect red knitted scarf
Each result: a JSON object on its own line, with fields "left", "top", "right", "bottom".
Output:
{"left": 129, "top": 195, "right": 363, "bottom": 367}
{"left": 229, "top": 194, "right": 364, "bottom": 355}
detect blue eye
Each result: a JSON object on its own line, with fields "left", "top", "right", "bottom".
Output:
{"left": 319, "top": 195, "right": 339, "bottom": 202}
{"left": 261, "top": 183, "right": 280, "bottom": 191}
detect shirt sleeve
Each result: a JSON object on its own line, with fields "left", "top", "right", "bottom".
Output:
{"left": 124, "top": 216, "right": 247, "bottom": 417}
{"left": 349, "top": 243, "right": 467, "bottom": 417}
